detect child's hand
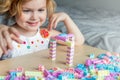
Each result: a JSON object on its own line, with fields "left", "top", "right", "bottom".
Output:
{"left": 47, "top": 12, "right": 85, "bottom": 46}
{"left": 47, "top": 12, "right": 69, "bottom": 31}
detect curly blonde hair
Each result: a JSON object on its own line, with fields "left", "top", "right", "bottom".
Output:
{"left": 0, "top": 0, "right": 56, "bottom": 18}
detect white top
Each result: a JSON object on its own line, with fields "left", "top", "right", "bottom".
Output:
{"left": 1, "top": 29, "right": 49, "bottom": 59}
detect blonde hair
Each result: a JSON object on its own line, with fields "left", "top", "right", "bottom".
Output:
{"left": 0, "top": 0, "right": 56, "bottom": 18}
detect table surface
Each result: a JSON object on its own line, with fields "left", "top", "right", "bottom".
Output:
{"left": 0, "top": 45, "right": 107, "bottom": 75}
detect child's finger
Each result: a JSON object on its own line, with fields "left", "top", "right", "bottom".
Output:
{"left": 48, "top": 16, "right": 56, "bottom": 30}
{"left": 53, "top": 18, "right": 59, "bottom": 29}
{"left": 47, "top": 17, "right": 53, "bottom": 31}
{"left": 47, "top": 24, "right": 51, "bottom": 31}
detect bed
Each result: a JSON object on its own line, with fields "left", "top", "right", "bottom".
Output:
{"left": 0, "top": 0, "right": 120, "bottom": 53}
{"left": 55, "top": 0, "right": 120, "bottom": 53}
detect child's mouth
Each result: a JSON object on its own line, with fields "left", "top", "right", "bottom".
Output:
{"left": 27, "top": 22, "right": 39, "bottom": 26}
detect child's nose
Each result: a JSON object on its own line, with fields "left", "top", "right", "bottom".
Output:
{"left": 30, "top": 12, "right": 38, "bottom": 20}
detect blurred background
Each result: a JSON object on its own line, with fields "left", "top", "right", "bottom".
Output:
{"left": 55, "top": 0, "right": 120, "bottom": 53}
{"left": 55, "top": 0, "right": 120, "bottom": 11}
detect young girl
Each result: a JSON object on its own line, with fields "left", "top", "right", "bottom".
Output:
{"left": 0, "top": 0, "right": 84, "bottom": 59}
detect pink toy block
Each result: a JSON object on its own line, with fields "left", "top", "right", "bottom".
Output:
{"left": 49, "top": 33, "right": 75, "bottom": 66}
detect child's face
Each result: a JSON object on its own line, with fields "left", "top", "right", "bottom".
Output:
{"left": 15, "top": 0, "right": 47, "bottom": 33}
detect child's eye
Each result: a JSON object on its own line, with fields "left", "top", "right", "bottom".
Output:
{"left": 38, "top": 9, "right": 45, "bottom": 12}
{"left": 23, "top": 10, "right": 31, "bottom": 12}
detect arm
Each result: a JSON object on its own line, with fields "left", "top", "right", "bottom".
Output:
{"left": 48, "top": 12, "right": 85, "bottom": 46}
